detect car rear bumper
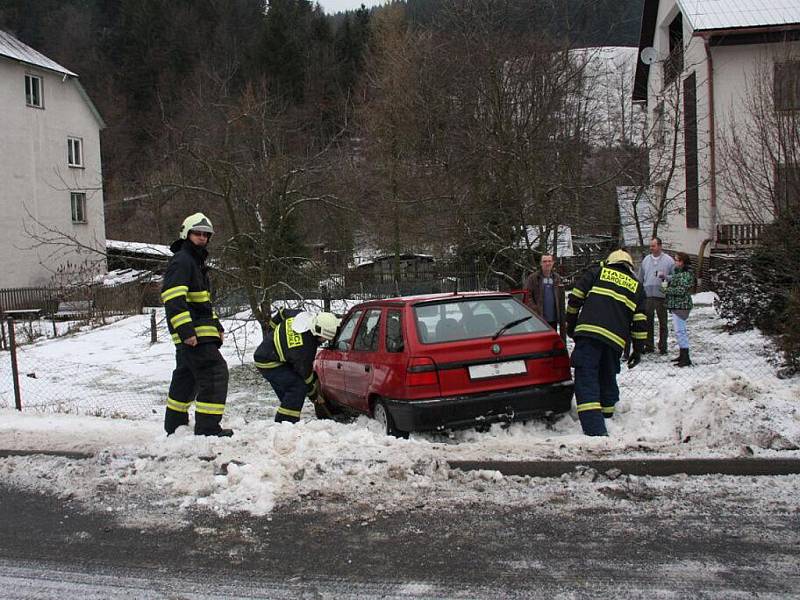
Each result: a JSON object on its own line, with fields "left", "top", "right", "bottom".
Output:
{"left": 385, "top": 380, "right": 574, "bottom": 432}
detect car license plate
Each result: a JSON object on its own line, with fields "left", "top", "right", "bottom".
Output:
{"left": 468, "top": 360, "right": 526, "bottom": 379}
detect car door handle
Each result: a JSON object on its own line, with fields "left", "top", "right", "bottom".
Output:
{"left": 364, "top": 365, "right": 371, "bottom": 372}
{"left": 337, "top": 363, "right": 342, "bottom": 369}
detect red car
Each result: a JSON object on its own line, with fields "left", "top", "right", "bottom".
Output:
{"left": 315, "top": 292, "right": 573, "bottom": 435}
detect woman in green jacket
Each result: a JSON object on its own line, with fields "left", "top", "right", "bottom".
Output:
{"left": 663, "top": 252, "right": 695, "bottom": 367}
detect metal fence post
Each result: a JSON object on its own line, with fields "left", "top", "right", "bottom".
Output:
{"left": 7, "top": 317, "right": 21, "bottom": 410}
{"left": 321, "top": 285, "right": 331, "bottom": 312}
{"left": 150, "top": 309, "right": 157, "bottom": 344}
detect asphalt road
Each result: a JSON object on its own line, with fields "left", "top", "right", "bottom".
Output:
{"left": 1, "top": 485, "right": 798, "bottom": 599}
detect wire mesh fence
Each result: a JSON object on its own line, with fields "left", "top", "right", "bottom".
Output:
{"left": 0, "top": 293, "right": 784, "bottom": 423}
{"left": 0, "top": 315, "right": 163, "bottom": 418}
{"left": 613, "top": 297, "right": 779, "bottom": 404}
{"left": 0, "top": 351, "right": 162, "bottom": 418}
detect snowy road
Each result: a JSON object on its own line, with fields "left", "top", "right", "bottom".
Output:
{"left": 1, "top": 484, "right": 798, "bottom": 599}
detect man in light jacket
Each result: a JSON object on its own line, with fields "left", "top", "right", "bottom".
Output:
{"left": 637, "top": 237, "right": 675, "bottom": 354}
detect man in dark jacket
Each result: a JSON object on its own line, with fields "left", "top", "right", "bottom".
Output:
{"left": 161, "top": 213, "right": 232, "bottom": 437}
{"left": 566, "top": 250, "right": 648, "bottom": 436}
{"left": 254, "top": 310, "right": 340, "bottom": 423}
{"left": 523, "top": 254, "right": 564, "bottom": 333}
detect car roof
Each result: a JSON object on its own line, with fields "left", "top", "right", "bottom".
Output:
{"left": 349, "top": 291, "right": 514, "bottom": 310}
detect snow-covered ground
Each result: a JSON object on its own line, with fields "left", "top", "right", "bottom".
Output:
{"left": 0, "top": 292, "right": 798, "bottom": 527}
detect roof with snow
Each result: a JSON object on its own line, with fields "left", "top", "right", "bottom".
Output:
{"left": 106, "top": 240, "right": 172, "bottom": 258}
{"left": 617, "top": 186, "right": 658, "bottom": 248}
{"left": 680, "top": 0, "right": 800, "bottom": 31}
{"left": 632, "top": 0, "right": 800, "bottom": 102}
{"left": 0, "top": 29, "right": 77, "bottom": 77}
{"left": 519, "top": 225, "right": 574, "bottom": 258}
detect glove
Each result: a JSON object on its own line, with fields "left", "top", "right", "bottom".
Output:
{"left": 627, "top": 351, "right": 641, "bottom": 369}
{"left": 311, "top": 391, "right": 334, "bottom": 419}
{"left": 566, "top": 317, "right": 576, "bottom": 339}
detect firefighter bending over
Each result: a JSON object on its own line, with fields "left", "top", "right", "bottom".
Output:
{"left": 161, "top": 213, "right": 232, "bottom": 437}
{"left": 566, "top": 250, "right": 648, "bottom": 436}
{"left": 254, "top": 309, "right": 340, "bottom": 423}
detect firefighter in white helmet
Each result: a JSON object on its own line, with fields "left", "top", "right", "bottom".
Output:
{"left": 161, "top": 213, "right": 233, "bottom": 436}
{"left": 254, "top": 309, "right": 340, "bottom": 423}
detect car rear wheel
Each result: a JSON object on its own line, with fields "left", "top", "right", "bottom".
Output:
{"left": 373, "top": 400, "right": 408, "bottom": 439}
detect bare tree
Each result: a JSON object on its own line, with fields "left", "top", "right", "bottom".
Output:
{"left": 720, "top": 49, "right": 800, "bottom": 224}
{"left": 150, "top": 69, "right": 347, "bottom": 328}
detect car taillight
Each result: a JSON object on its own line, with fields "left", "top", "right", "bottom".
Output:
{"left": 406, "top": 357, "right": 438, "bottom": 387}
{"left": 551, "top": 340, "right": 571, "bottom": 371}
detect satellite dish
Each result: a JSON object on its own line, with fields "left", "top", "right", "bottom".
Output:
{"left": 640, "top": 47, "right": 658, "bottom": 65}
{"left": 291, "top": 311, "right": 314, "bottom": 333}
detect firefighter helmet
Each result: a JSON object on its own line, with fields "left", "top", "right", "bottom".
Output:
{"left": 310, "top": 312, "right": 341, "bottom": 341}
{"left": 607, "top": 249, "right": 634, "bottom": 269}
{"left": 179, "top": 212, "right": 214, "bottom": 239}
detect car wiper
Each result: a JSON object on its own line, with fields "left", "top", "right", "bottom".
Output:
{"left": 492, "top": 316, "right": 532, "bottom": 340}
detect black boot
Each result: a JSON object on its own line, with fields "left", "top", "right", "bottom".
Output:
{"left": 671, "top": 354, "right": 682, "bottom": 363}
{"left": 196, "top": 427, "right": 234, "bottom": 437}
{"left": 676, "top": 348, "right": 692, "bottom": 367}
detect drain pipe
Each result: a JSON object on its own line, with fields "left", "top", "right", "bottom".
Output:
{"left": 701, "top": 34, "right": 718, "bottom": 246}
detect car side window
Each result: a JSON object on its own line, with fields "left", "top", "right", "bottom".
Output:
{"left": 353, "top": 309, "right": 382, "bottom": 352}
{"left": 335, "top": 310, "right": 363, "bottom": 351}
{"left": 385, "top": 310, "right": 404, "bottom": 353}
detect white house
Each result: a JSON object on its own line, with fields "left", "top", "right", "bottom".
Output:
{"left": 0, "top": 30, "right": 107, "bottom": 288}
{"left": 632, "top": 0, "right": 800, "bottom": 254}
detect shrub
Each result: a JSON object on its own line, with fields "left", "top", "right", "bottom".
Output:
{"left": 712, "top": 214, "right": 799, "bottom": 374}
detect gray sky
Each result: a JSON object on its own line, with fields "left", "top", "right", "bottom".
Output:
{"left": 316, "top": 0, "right": 386, "bottom": 14}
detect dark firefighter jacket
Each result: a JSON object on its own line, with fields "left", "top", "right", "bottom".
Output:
{"left": 566, "top": 262, "right": 648, "bottom": 354}
{"left": 253, "top": 309, "right": 320, "bottom": 398}
{"left": 161, "top": 239, "right": 223, "bottom": 346}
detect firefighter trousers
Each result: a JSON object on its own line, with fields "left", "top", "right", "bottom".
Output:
{"left": 259, "top": 364, "right": 306, "bottom": 424}
{"left": 571, "top": 336, "right": 620, "bottom": 436}
{"left": 165, "top": 342, "right": 229, "bottom": 435}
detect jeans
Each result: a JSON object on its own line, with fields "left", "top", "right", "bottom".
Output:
{"left": 671, "top": 311, "right": 689, "bottom": 349}
{"left": 645, "top": 297, "right": 668, "bottom": 353}
{"left": 571, "top": 337, "right": 620, "bottom": 436}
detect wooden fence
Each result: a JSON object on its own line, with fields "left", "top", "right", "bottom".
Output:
{"left": 0, "top": 282, "right": 152, "bottom": 319}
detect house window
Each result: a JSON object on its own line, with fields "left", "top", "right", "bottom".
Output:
{"left": 25, "top": 74, "right": 43, "bottom": 108}
{"left": 71, "top": 192, "right": 87, "bottom": 223}
{"left": 775, "top": 163, "right": 800, "bottom": 213}
{"left": 67, "top": 137, "right": 83, "bottom": 167}
{"left": 664, "top": 13, "right": 684, "bottom": 86}
{"left": 774, "top": 62, "right": 800, "bottom": 111}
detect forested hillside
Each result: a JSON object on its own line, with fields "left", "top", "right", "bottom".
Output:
{"left": 1, "top": 0, "right": 646, "bottom": 315}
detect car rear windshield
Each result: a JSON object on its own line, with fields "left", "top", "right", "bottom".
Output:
{"left": 413, "top": 297, "right": 550, "bottom": 343}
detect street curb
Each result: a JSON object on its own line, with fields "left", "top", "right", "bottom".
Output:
{"left": 448, "top": 458, "right": 800, "bottom": 477}
{"left": 0, "top": 449, "right": 94, "bottom": 460}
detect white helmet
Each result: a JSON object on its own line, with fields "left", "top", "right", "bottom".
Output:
{"left": 179, "top": 212, "right": 214, "bottom": 239}
{"left": 310, "top": 312, "right": 341, "bottom": 341}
